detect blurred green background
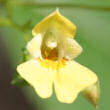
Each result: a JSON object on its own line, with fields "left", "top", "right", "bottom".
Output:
{"left": 0, "top": 0, "right": 110, "bottom": 110}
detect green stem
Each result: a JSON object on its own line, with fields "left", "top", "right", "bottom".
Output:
{"left": 0, "top": 1, "right": 31, "bottom": 42}
{"left": 9, "top": 2, "right": 110, "bottom": 11}
{"left": 0, "top": 17, "right": 30, "bottom": 42}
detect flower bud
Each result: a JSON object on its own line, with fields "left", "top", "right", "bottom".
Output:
{"left": 83, "top": 81, "right": 100, "bottom": 108}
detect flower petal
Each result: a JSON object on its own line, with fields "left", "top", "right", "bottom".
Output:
{"left": 54, "top": 61, "right": 98, "bottom": 103}
{"left": 32, "top": 9, "right": 76, "bottom": 38}
{"left": 60, "top": 38, "right": 83, "bottom": 60}
{"left": 27, "top": 34, "right": 42, "bottom": 58}
{"left": 17, "top": 59, "right": 54, "bottom": 98}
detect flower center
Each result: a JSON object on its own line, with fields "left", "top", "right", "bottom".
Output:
{"left": 41, "top": 29, "right": 59, "bottom": 61}
{"left": 41, "top": 47, "right": 58, "bottom": 61}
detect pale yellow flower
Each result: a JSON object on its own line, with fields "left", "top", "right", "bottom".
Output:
{"left": 17, "top": 10, "right": 98, "bottom": 103}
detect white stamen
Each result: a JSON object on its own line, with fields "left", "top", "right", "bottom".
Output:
{"left": 47, "top": 41, "right": 57, "bottom": 49}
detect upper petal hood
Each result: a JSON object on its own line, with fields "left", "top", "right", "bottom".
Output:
{"left": 32, "top": 9, "right": 76, "bottom": 38}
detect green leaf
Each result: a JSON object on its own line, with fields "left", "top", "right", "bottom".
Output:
{"left": 22, "top": 47, "right": 31, "bottom": 61}
{"left": 11, "top": 6, "right": 33, "bottom": 26}
{"left": 11, "top": 71, "right": 29, "bottom": 86}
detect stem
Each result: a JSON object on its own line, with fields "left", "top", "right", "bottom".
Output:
{"left": 0, "top": 1, "right": 31, "bottom": 42}
{"left": 10, "top": 2, "right": 110, "bottom": 12}
{"left": 0, "top": 17, "right": 30, "bottom": 42}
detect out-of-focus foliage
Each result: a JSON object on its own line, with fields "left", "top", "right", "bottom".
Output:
{"left": 0, "top": 0, "right": 110, "bottom": 110}
{"left": 11, "top": 71, "right": 28, "bottom": 86}
{"left": 11, "top": 48, "right": 31, "bottom": 86}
